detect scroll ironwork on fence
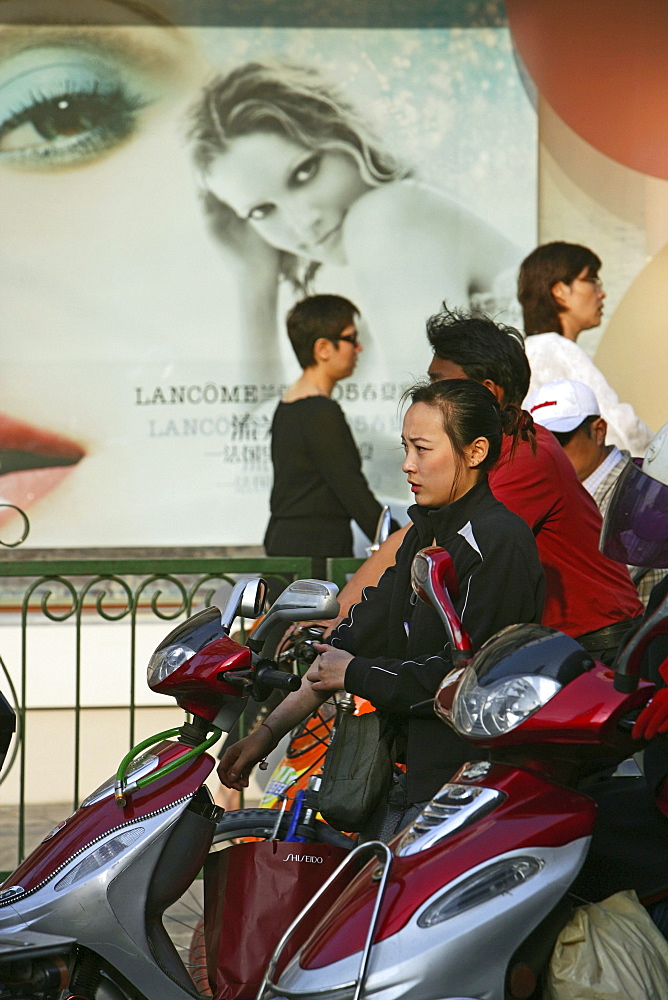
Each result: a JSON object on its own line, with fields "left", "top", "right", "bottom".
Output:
{"left": 0, "top": 550, "right": 361, "bottom": 868}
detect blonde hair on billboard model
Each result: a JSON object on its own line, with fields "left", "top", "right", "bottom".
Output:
{"left": 190, "top": 60, "right": 409, "bottom": 186}
{"left": 189, "top": 61, "right": 410, "bottom": 291}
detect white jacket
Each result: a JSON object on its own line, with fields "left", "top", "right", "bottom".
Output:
{"left": 524, "top": 333, "right": 653, "bottom": 455}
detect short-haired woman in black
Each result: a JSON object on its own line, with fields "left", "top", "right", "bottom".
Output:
{"left": 264, "top": 293, "right": 391, "bottom": 579}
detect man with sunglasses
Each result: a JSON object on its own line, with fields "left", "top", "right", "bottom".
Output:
{"left": 264, "top": 294, "right": 394, "bottom": 578}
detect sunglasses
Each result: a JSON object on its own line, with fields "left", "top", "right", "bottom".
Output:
{"left": 336, "top": 330, "right": 359, "bottom": 347}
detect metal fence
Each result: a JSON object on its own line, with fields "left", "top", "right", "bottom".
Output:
{"left": 0, "top": 553, "right": 361, "bottom": 869}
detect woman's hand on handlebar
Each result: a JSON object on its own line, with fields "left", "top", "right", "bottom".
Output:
{"left": 306, "top": 644, "right": 353, "bottom": 692}
{"left": 633, "top": 688, "right": 668, "bottom": 741}
{"left": 217, "top": 727, "right": 273, "bottom": 790}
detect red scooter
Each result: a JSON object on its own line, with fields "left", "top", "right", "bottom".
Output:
{"left": 263, "top": 548, "right": 668, "bottom": 1000}
{"left": 1, "top": 555, "right": 666, "bottom": 1000}
{"left": 0, "top": 576, "right": 341, "bottom": 999}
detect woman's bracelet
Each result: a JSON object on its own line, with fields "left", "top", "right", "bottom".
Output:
{"left": 260, "top": 720, "right": 275, "bottom": 744}
{"left": 258, "top": 720, "right": 276, "bottom": 770}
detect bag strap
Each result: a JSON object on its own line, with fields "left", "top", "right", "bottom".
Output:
{"left": 374, "top": 710, "right": 401, "bottom": 761}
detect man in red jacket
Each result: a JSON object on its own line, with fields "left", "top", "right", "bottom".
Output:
{"left": 338, "top": 309, "right": 641, "bottom": 661}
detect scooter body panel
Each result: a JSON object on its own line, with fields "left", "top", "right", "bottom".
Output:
{"left": 0, "top": 744, "right": 213, "bottom": 897}
{"left": 278, "top": 839, "right": 591, "bottom": 1000}
{"left": 299, "top": 764, "right": 596, "bottom": 965}
{"left": 0, "top": 746, "right": 216, "bottom": 999}
{"left": 0, "top": 801, "right": 198, "bottom": 998}
{"left": 274, "top": 765, "right": 596, "bottom": 1000}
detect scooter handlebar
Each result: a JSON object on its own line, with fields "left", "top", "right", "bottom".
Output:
{"left": 254, "top": 662, "right": 302, "bottom": 693}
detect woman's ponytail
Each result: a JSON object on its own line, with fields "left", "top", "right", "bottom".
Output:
{"left": 500, "top": 403, "right": 537, "bottom": 461}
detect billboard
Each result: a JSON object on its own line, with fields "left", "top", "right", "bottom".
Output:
{"left": 0, "top": 0, "right": 536, "bottom": 548}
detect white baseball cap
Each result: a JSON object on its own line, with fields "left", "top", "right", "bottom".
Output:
{"left": 525, "top": 379, "right": 600, "bottom": 433}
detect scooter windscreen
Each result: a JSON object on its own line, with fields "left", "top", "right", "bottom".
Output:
{"left": 147, "top": 607, "right": 225, "bottom": 685}
{"left": 447, "top": 625, "right": 593, "bottom": 739}
{"left": 469, "top": 624, "right": 593, "bottom": 687}
{"left": 601, "top": 461, "right": 668, "bottom": 569}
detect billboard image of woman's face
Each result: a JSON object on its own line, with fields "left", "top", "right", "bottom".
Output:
{"left": 0, "top": 0, "right": 537, "bottom": 548}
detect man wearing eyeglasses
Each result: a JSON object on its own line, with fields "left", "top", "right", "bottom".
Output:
{"left": 263, "top": 294, "right": 395, "bottom": 579}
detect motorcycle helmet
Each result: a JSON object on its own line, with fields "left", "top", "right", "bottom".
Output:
{"left": 601, "top": 421, "right": 668, "bottom": 568}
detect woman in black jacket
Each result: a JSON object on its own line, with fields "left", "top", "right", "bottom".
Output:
{"left": 219, "top": 380, "right": 545, "bottom": 831}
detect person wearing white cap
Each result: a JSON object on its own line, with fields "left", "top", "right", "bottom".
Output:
{"left": 517, "top": 242, "right": 653, "bottom": 455}
{"left": 527, "top": 378, "right": 665, "bottom": 605}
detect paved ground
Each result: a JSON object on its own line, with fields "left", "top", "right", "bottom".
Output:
{"left": 0, "top": 802, "right": 68, "bottom": 873}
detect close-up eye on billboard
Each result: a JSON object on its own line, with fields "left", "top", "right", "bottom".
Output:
{"left": 0, "top": 0, "right": 663, "bottom": 550}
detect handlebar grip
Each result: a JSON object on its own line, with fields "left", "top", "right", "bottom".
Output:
{"left": 256, "top": 666, "right": 301, "bottom": 692}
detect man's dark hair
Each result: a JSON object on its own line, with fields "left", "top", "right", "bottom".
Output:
{"left": 286, "top": 294, "right": 358, "bottom": 369}
{"left": 518, "top": 241, "right": 601, "bottom": 336}
{"left": 427, "top": 307, "right": 531, "bottom": 407}
{"left": 551, "top": 415, "right": 599, "bottom": 448}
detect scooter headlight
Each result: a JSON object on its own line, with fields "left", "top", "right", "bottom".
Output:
{"left": 147, "top": 643, "right": 195, "bottom": 685}
{"left": 452, "top": 665, "right": 561, "bottom": 738}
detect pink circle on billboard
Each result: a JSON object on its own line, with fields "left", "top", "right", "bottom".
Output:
{"left": 506, "top": 0, "right": 668, "bottom": 181}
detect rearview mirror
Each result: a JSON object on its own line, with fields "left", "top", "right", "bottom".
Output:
{"left": 366, "top": 505, "right": 393, "bottom": 556}
{"left": 411, "top": 547, "right": 473, "bottom": 660}
{"left": 213, "top": 577, "right": 268, "bottom": 634}
{"left": 240, "top": 578, "right": 268, "bottom": 620}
